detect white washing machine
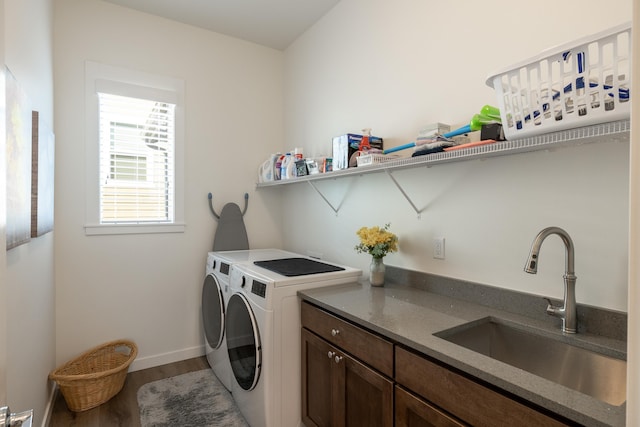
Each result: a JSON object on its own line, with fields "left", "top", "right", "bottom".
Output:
{"left": 202, "top": 249, "right": 296, "bottom": 391}
{"left": 226, "top": 256, "right": 361, "bottom": 427}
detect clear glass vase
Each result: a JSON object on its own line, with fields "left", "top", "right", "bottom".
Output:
{"left": 369, "top": 256, "right": 386, "bottom": 286}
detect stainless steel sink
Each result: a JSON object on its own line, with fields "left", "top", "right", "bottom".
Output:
{"left": 434, "top": 317, "right": 626, "bottom": 406}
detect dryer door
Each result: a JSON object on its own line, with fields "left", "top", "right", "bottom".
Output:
{"left": 226, "top": 293, "right": 261, "bottom": 391}
{"left": 202, "top": 274, "right": 225, "bottom": 349}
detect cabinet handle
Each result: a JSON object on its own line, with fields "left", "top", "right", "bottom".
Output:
{"left": 327, "top": 351, "right": 335, "bottom": 359}
{"left": 331, "top": 329, "right": 340, "bottom": 336}
{"left": 334, "top": 355, "right": 343, "bottom": 364}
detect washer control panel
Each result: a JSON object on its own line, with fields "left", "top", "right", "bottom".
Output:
{"left": 220, "top": 262, "right": 230, "bottom": 276}
{"left": 251, "top": 280, "right": 267, "bottom": 298}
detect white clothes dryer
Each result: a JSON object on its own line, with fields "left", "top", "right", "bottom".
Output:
{"left": 226, "top": 256, "right": 361, "bottom": 427}
{"left": 202, "top": 249, "right": 296, "bottom": 391}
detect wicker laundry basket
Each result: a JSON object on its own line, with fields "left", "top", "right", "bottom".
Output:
{"left": 49, "top": 339, "right": 138, "bottom": 412}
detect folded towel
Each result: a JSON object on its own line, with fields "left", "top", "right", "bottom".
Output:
{"left": 412, "top": 140, "right": 455, "bottom": 157}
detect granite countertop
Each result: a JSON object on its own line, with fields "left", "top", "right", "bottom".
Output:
{"left": 298, "top": 272, "right": 627, "bottom": 427}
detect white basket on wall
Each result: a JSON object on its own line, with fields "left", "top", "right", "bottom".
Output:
{"left": 486, "top": 22, "right": 631, "bottom": 140}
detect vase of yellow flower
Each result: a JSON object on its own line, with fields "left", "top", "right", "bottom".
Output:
{"left": 355, "top": 223, "right": 398, "bottom": 286}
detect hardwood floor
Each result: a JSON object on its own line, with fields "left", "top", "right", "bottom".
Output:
{"left": 49, "top": 356, "right": 209, "bottom": 427}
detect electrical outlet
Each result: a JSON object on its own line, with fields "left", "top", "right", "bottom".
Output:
{"left": 433, "top": 237, "right": 445, "bottom": 260}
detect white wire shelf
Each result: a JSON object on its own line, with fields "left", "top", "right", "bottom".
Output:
{"left": 257, "top": 120, "right": 630, "bottom": 216}
{"left": 256, "top": 119, "right": 630, "bottom": 189}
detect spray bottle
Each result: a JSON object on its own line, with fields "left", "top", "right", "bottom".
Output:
{"left": 359, "top": 128, "right": 372, "bottom": 152}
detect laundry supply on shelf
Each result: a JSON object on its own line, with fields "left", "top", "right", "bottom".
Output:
{"left": 383, "top": 106, "right": 501, "bottom": 156}
{"left": 258, "top": 153, "right": 281, "bottom": 183}
{"left": 411, "top": 139, "right": 455, "bottom": 157}
{"left": 332, "top": 132, "right": 383, "bottom": 170}
{"left": 280, "top": 153, "right": 294, "bottom": 179}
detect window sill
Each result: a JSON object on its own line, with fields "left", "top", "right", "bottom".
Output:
{"left": 84, "top": 223, "right": 186, "bottom": 236}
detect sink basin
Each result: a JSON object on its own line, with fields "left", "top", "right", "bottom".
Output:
{"left": 434, "top": 317, "right": 626, "bottom": 406}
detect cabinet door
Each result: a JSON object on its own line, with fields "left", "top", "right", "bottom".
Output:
{"left": 302, "top": 328, "right": 337, "bottom": 427}
{"left": 395, "top": 386, "right": 468, "bottom": 427}
{"left": 342, "top": 352, "right": 394, "bottom": 427}
{"left": 302, "top": 328, "right": 394, "bottom": 427}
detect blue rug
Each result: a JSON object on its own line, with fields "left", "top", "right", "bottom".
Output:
{"left": 137, "top": 369, "right": 249, "bottom": 426}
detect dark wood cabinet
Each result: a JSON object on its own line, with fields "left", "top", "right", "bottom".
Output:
{"left": 301, "top": 328, "right": 335, "bottom": 427}
{"left": 395, "top": 385, "right": 468, "bottom": 427}
{"left": 301, "top": 302, "right": 393, "bottom": 427}
{"left": 395, "top": 346, "right": 571, "bottom": 427}
{"left": 301, "top": 300, "right": 575, "bottom": 427}
{"left": 301, "top": 300, "right": 393, "bottom": 376}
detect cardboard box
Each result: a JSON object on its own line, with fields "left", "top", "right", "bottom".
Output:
{"left": 332, "top": 134, "right": 383, "bottom": 170}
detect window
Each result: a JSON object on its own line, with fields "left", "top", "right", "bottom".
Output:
{"left": 98, "top": 93, "right": 175, "bottom": 223}
{"left": 85, "top": 62, "right": 184, "bottom": 235}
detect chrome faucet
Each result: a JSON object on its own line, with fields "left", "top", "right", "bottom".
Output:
{"left": 524, "top": 227, "right": 577, "bottom": 334}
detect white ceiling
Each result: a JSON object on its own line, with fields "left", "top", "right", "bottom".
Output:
{"left": 101, "top": 0, "right": 340, "bottom": 50}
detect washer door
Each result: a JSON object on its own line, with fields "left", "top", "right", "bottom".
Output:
{"left": 226, "top": 293, "right": 261, "bottom": 391}
{"left": 202, "top": 274, "right": 225, "bottom": 349}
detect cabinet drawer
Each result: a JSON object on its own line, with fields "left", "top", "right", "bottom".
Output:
{"left": 395, "top": 385, "right": 468, "bottom": 427}
{"left": 396, "top": 347, "right": 570, "bottom": 427}
{"left": 302, "top": 301, "right": 393, "bottom": 377}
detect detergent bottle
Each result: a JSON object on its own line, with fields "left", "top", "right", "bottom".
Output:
{"left": 274, "top": 154, "right": 285, "bottom": 180}
{"left": 258, "top": 153, "right": 280, "bottom": 182}
{"left": 280, "top": 153, "right": 293, "bottom": 180}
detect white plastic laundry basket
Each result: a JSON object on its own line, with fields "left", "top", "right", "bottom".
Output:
{"left": 486, "top": 22, "right": 631, "bottom": 140}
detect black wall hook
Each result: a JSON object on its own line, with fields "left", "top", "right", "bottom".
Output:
{"left": 208, "top": 192, "right": 249, "bottom": 220}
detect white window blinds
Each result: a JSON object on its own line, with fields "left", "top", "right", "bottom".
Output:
{"left": 97, "top": 92, "right": 176, "bottom": 224}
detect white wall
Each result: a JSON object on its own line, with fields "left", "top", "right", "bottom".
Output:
{"left": 53, "top": 0, "right": 285, "bottom": 370}
{"left": 3, "top": 0, "right": 55, "bottom": 425}
{"left": 282, "top": 0, "right": 631, "bottom": 312}
{"left": 0, "top": 0, "right": 6, "bottom": 409}
{"left": 626, "top": 3, "right": 639, "bottom": 424}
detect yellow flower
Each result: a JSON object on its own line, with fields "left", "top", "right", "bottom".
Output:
{"left": 354, "top": 223, "right": 398, "bottom": 258}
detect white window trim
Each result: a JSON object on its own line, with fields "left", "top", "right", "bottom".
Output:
{"left": 84, "top": 61, "right": 185, "bottom": 235}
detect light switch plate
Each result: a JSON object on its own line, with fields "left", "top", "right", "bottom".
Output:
{"left": 433, "top": 237, "right": 445, "bottom": 260}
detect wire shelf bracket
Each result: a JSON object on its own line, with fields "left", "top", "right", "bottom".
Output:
{"left": 385, "top": 169, "right": 423, "bottom": 218}
{"left": 307, "top": 180, "right": 341, "bottom": 215}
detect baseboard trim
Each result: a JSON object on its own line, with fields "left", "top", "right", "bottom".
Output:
{"left": 41, "top": 382, "right": 57, "bottom": 427}
{"left": 129, "top": 345, "right": 205, "bottom": 372}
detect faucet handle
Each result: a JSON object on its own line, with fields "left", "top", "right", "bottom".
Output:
{"left": 543, "top": 297, "right": 558, "bottom": 311}
{"left": 544, "top": 297, "right": 564, "bottom": 318}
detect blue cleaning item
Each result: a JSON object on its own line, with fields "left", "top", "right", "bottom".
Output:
{"left": 443, "top": 124, "right": 472, "bottom": 139}
{"left": 383, "top": 142, "right": 417, "bottom": 154}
